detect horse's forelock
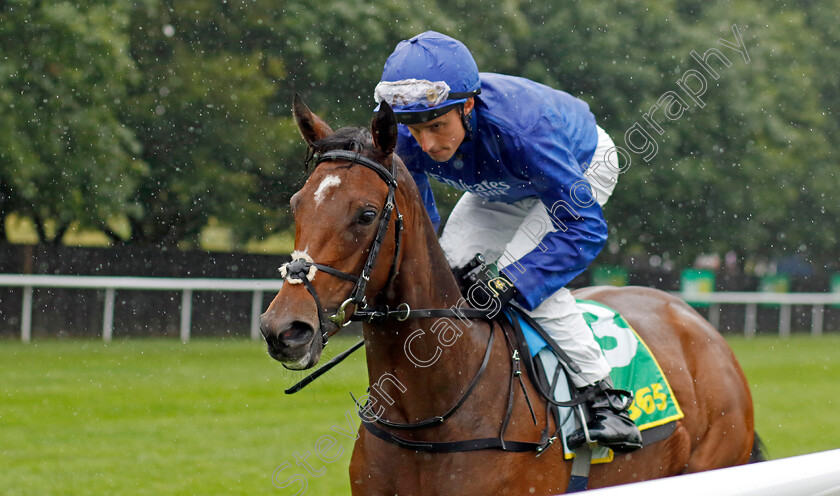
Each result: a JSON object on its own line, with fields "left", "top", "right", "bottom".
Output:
{"left": 312, "top": 127, "right": 374, "bottom": 154}
{"left": 304, "top": 127, "right": 384, "bottom": 171}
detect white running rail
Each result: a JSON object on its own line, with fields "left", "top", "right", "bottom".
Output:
{"left": 580, "top": 449, "right": 840, "bottom": 496}
{"left": 0, "top": 274, "right": 284, "bottom": 342}
{"left": 1, "top": 274, "right": 838, "bottom": 342}
{"left": 675, "top": 291, "right": 840, "bottom": 338}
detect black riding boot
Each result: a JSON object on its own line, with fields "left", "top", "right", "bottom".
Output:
{"left": 566, "top": 378, "right": 643, "bottom": 453}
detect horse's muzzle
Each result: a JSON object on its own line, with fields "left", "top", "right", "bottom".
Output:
{"left": 260, "top": 316, "right": 323, "bottom": 369}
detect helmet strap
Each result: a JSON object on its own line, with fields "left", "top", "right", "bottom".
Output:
{"left": 459, "top": 105, "right": 474, "bottom": 142}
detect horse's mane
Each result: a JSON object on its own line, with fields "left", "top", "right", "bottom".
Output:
{"left": 305, "top": 127, "right": 383, "bottom": 169}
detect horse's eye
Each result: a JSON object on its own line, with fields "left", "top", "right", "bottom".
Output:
{"left": 358, "top": 210, "right": 378, "bottom": 225}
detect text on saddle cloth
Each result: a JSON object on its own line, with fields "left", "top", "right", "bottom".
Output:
{"left": 512, "top": 299, "right": 685, "bottom": 462}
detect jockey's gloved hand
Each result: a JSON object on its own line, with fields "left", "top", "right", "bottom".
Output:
{"left": 454, "top": 254, "right": 519, "bottom": 308}
{"left": 464, "top": 276, "right": 518, "bottom": 310}
{"left": 452, "top": 253, "right": 487, "bottom": 295}
{"left": 487, "top": 274, "right": 519, "bottom": 307}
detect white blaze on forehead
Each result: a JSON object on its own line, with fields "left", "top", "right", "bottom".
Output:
{"left": 313, "top": 174, "right": 341, "bottom": 206}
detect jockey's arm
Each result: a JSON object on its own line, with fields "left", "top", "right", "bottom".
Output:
{"left": 499, "top": 128, "right": 608, "bottom": 311}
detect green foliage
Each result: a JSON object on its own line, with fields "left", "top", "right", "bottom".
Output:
{"left": 0, "top": 1, "right": 145, "bottom": 243}
{"left": 116, "top": 0, "right": 441, "bottom": 246}
{"left": 1, "top": 0, "right": 838, "bottom": 268}
{"left": 120, "top": 2, "right": 298, "bottom": 246}
{"left": 509, "top": 0, "right": 836, "bottom": 268}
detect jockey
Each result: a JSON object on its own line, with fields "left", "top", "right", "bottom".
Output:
{"left": 374, "top": 31, "right": 642, "bottom": 452}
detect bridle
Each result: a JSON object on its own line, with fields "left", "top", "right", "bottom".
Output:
{"left": 279, "top": 146, "right": 591, "bottom": 459}
{"left": 278, "top": 144, "right": 495, "bottom": 393}
{"left": 278, "top": 148, "right": 404, "bottom": 346}
{"left": 279, "top": 147, "right": 500, "bottom": 346}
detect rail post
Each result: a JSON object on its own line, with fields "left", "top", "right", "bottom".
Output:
{"left": 180, "top": 289, "right": 193, "bottom": 342}
{"left": 21, "top": 285, "right": 33, "bottom": 343}
{"left": 103, "top": 287, "right": 116, "bottom": 342}
{"left": 251, "top": 290, "right": 264, "bottom": 340}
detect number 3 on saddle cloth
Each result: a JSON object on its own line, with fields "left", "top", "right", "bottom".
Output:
{"left": 510, "top": 300, "right": 685, "bottom": 463}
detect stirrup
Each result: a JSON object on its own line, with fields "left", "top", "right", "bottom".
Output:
{"left": 566, "top": 380, "right": 642, "bottom": 452}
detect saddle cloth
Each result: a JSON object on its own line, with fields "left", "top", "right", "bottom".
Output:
{"left": 513, "top": 299, "right": 685, "bottom": 463}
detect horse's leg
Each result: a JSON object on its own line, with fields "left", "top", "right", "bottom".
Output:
{"left": 348, "top": 433, "right": 365, "bottom": 495}
{"left": 348, "top": 429, "right": 398, "bottom": 496}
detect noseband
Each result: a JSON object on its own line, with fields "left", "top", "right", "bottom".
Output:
{"left": 278, "top": 149, "right": 404, "bottom": 345}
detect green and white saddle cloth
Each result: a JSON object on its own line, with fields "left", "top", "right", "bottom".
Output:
{"left": 519, "top": 299, "right": 685, "bottom": 463}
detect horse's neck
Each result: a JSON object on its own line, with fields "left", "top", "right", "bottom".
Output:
{"left": 384, "top": 169, "right": 464, "bottom": 313}
{"left": 362, "top": 181, "right": 494, "bottom": 420}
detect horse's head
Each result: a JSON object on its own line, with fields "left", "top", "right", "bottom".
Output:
{"left": 260, "top": 95, "right": 401, "bottom": 369}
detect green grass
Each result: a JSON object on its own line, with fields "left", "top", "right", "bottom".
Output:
{"left": 1, "top": 334, "right": 838, "bottom": 494}
{"left": 0, "top": 337, "right": 368, "bottom": 495}
{"left": 726, "top": 334, "right": 840, "bottom": 459}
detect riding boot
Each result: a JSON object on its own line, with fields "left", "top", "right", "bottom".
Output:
{"left": 566, "top": 378, "right": 643, "bottom": 453}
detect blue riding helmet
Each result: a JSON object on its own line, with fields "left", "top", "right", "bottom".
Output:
{"left": 375, "top": 31, "right": 481, "bottom": 124}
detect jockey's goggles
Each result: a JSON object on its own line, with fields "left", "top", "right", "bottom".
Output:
{"left": 374, "top": 78, "right": 480, "bottom": 125}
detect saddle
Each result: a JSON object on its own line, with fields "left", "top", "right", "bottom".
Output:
{"left": 457, "top": 255, "right": 684, "bottom": 458}
{"left": 507, "top": 303, "right": 684, "bottom": 461}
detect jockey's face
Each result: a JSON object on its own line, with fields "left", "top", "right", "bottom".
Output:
{"left": 406, "top": 98, "right": 474, "bottom": 163}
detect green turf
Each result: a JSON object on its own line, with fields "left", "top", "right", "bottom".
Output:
{"left": 0, "top": 337, "right": 368, "bottom": 495}
{"left": 1, "top": 334, "right": 837, "bottom": 494}
{"left": 726, "top": 334, "right": 840, "bottom": 460}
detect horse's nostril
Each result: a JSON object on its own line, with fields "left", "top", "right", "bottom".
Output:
{"left": 277, "top": 321, "right": 315, "bottom": 348}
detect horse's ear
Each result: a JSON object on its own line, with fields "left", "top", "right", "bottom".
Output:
{"left": 371, "top": 101, "right": 398, "bottom": 156}
{"left": 293, "top": 93, "right": 334, "bottom": 145}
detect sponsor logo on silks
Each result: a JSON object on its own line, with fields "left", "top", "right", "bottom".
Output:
{"left": 427, "top": 172, "right": 511, "bottom": 198}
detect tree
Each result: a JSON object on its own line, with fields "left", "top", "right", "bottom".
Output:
{"left": 512, "top": 0, "right": 838, "bottom": 269}
{"left": 117, "top": 0, "right": 446, "bottom": 247}
{"left": 2, "top": 0, "right": 837, "bottom": 272}
{"left": 0, "top": 1, "right": 145, "bottom": 243}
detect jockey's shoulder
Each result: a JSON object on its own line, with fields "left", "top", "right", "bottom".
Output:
{"left": 476, "top": 73, "right": 592, "bottom": 137}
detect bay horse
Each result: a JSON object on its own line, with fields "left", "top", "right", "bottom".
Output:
{"left": 260, "top": 96, "right": 759, "bottom": 495}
